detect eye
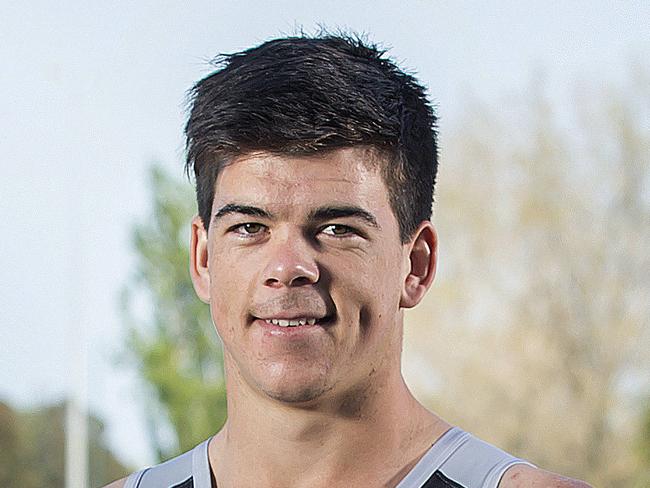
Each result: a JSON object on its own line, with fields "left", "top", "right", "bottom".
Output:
{"left": 231, "top": 222, "right": 267, "bottom": 236}
{"left": 320, "top": 224, "right": 356, "bottom": 237}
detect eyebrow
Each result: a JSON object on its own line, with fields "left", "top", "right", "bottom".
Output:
{"left": 213, "top": 204, "right": 273, "bottom": 222}
{"left": 212, "top": 203, "right": 380, "bottom": 230}
{"left": 308, "top": 206, "right": 380, "bottom": 229}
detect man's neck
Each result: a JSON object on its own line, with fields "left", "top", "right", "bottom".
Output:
{"left": 208, "top": 367, "right": 449, "bottom": 488}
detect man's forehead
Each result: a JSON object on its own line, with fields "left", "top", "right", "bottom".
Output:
{"left": 211, "top": 200, "right": 381, "bottom": 230}
{"left": 211, "top": 148, "right": 392, "bottom": 221}
{"left": 211, "top": 195, "right": 379, "bottom": 221}
{"left": 216, "top": 147, "right": 383, "bottom": 186}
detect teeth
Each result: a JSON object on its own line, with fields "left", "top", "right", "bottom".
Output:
{"left": 264, "top": 318, "right": 319, "bottom": 327}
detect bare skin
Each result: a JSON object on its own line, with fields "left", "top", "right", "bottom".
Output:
{"left": 104, "top": 148, "right": 591, "bottom": 488}
{"left": 207, "top": 350, "right": 449, "bottom": 488}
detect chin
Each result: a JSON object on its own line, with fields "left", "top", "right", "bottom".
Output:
{"left": 256, "top": 363, "right": 334, "bottom": 405}
{"left": 263, "top": 384, "right": 329, "bottom": 404}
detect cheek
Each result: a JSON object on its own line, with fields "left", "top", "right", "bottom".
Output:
{"left": 367, "top": 247, "right": 404, "bottom": 299}
{"left": 210, "top": 244, "right": 257, "bottom": 291}
{"left": 207, "top": 249, "right": 256, "bottom": 330}
{"left": 333, "top": 250, "right": 403, "bottom": 324}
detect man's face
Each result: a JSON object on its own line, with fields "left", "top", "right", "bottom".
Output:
{"left": 193, "top": 148, "right": 418, "bottom": 405}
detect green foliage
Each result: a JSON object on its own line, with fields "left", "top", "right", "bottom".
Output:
{"left": 641, "top": 400, "right": 650, "bottom": 464}
{"left": 122, "top": 165, "right": 227, "bottom": 461}
{"left": 635, "top": 399, "right": 650, "bottom": 487}
{"left": 0, "top": 402, "right": 20, "bottom": 486}
{"left": 0, "top": 400, "right": 129, "bottom": 488}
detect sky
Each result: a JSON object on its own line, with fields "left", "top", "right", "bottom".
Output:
{"left": 1, "top": 0, "right": 648, "bottom": 469}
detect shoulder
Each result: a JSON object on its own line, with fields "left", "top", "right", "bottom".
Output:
{"left": 500, "top": 464, "right": 592, "bottom": 488}
{"left": 101, "top": 477, "right": 127, "bottom": 488}
{"left": 103, "top": 437, "right": 211, "bottom": 488}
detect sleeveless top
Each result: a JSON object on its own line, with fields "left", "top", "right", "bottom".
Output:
{"left": 124, "top": 427, "right": 533, "bottom": 488}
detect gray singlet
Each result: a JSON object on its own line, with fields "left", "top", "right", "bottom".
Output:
{"left": 124, "top": 427, "right": 534, "bottom": 488}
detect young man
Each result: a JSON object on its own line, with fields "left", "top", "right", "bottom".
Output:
{"left": 107, "top": 35, "right": 590, "bottom": 488}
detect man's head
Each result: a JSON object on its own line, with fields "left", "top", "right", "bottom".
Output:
{"left": 187, "top": 34, "right": 439, "bottom": 407}
{"left": 185, "top": 34, "right": 438, "bottom": 243}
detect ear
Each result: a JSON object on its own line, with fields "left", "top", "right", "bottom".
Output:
{"left": 399, "top": 221, "right": 438, "bottom": 309}
{"left": 190, "top": 214, "right": 211, "bottom": 303}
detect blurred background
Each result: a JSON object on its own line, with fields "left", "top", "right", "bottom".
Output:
{"left": 1, "top": 1, "right": 649, "bottom": 487}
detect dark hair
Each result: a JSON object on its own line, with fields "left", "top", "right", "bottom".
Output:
{"left": 185, "top": 34, "right": 438, "bottom": 243}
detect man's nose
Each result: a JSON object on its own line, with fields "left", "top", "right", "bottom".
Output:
{"left": 262, "top": 233, "right": 319, "bottom": 288}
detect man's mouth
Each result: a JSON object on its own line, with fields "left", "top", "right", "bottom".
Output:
{"left": 252, "top": 314, "right": 334, "bottom": 328}
{"left": 263, "top": 317, "right": 318, "bottom": 327}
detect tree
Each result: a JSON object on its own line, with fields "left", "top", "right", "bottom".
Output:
{"left": 122, "top": 166, "right": 227, "bottom": 462}
{"left": 636, "top": 399, "right": 650, "bottom": 487}
{"left": 0, "top": 402, "right": 20, "bottom": 486}
{"left": 0, "top": 399, "right": 129, "bottom": 488}
{"left": 403, "top": 73, "right": 650, "bottom": 486}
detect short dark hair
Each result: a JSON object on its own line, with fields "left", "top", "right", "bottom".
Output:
{"left": 185, "top": 34, "right": 438, "bottom": 243}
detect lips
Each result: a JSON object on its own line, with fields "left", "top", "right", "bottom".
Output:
{"left": 251, "top": 314, "right": 334, "bottom": 328}
{"left": 250, "top": 294, "right": 334, "bottom": 329}
{"left": 253, "top": 314, "right": 332, "bottom": 327}
{"left": 264, "top": 317, "right": 317, "bottom": 327}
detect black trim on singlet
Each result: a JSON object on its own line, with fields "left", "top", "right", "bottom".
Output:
{"left": 163, "top": 471, "right": 462, "bottom": 488}
{"left": 421, "top": 470, "right": 467, "bottom": 488}
{"left": 170, "top": 477, "right": 194, "bottom": 488}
